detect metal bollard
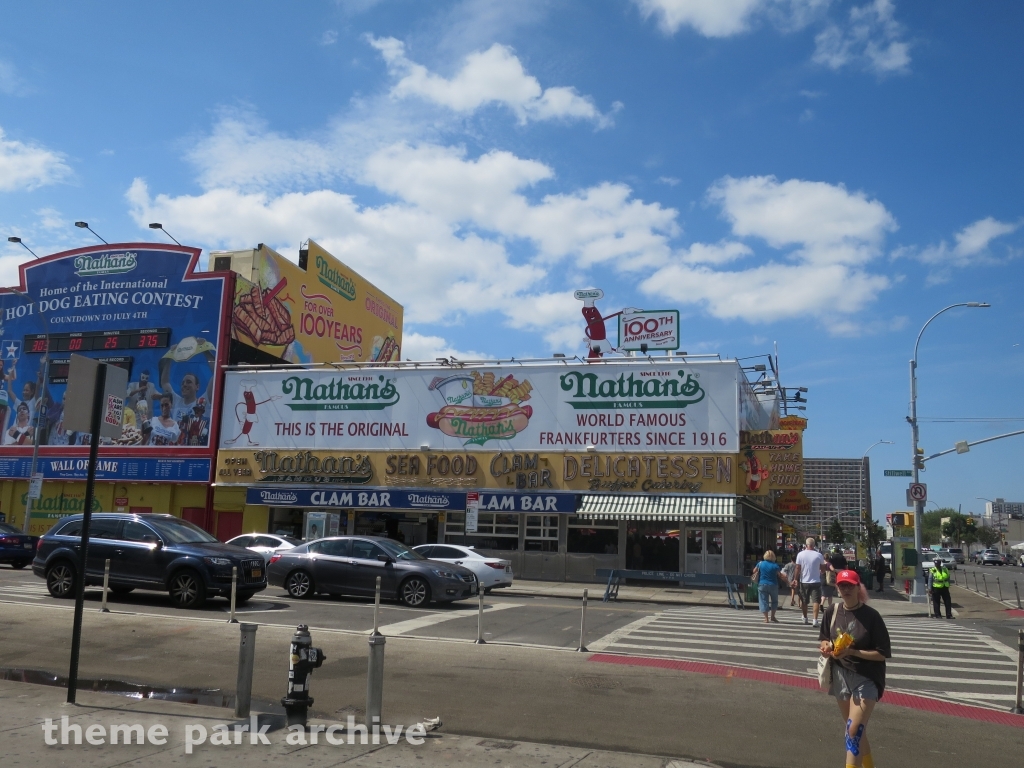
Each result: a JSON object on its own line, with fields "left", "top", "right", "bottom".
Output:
{"left": 100, "top": 559, "right": 110, "bottom": 613}
{"left": 234, "top": 623, "right": 258, "bottom": 718}
{"left": 372, "top": 575, "right": 381, "bottom": 636}
{"left": 1013, "top": 629, "right": 1023, "bottom": 715}
{"left": 997, "top": 577, "right": 1004, "bottom": 603}
{"left": 983, "top": 573, "right": 990, "bottom": 598}
{"left": 366, "top": 576, "right": 386, "bottom": 727}
{"left": 577, "top": 588, "right": 589, "bottom": 652}
{"left": 1015, "top": 580, "right": 1022, "bottom": 610}
{"left": 228, "top": 566, "right": 239, "bottom": 624}
{"left": 475, "top": 590, "right": 486, "bottom": 644}
{"left": 974, "top": 571, "right": 980, "bottom": 591}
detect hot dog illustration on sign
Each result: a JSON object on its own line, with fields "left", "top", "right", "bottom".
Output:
{"left": 224, "top": 380, "right": 281, "bottom": 446}
{"left": 739, "top": 449, "right": 770, "bottom": 493}
{"left": 575, "top": 288, "right": 613, "bottom": 359}
{"left": 425, "top": 372, "right": 534, "bottom": 446}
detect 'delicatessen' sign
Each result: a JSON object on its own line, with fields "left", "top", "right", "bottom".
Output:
{"left": 218, "top": 360, "right": 769, "bottom": 455}
{"left": 217, "top": 448, "right": 742, "bottom": 496}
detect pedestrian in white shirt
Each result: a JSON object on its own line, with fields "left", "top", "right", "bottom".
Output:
{"left": 795, "top": 537, "right": 826, "bottom": 626}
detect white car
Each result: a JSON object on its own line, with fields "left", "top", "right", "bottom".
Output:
{"left": 412, "top": 544, "right": 513, "bottom": 593}
{"left": 227, "top": 533, "right": 302, "bottom": 563}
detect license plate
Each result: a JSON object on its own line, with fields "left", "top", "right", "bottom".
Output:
{"left": 505, "top": 566, "right": 511, "bottom": 573}
{"left": 23, "top": 543, "right": 33, "bottom": 549}
{"left": 471, "top": 585, "right": 477, "bottom": 594}
{"left": 251, "top": 569, "right": 262, "bottom": 579}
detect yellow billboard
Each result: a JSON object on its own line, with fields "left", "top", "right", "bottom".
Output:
{"left": 226, "top": 240, "right": 402, "bottom": 364}
{"left": 738, "top": 429, "right": 804, "bottom": 495}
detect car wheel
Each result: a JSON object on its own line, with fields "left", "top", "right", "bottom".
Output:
{"left": 110, "top": 586, "right": 135, "bottom": 595}
{"left": 168, "top": 570, "right": 207, "bottom": 609}
{"left": 46, "top": 562, "right": 77, "bottom": 599}
{"left": 11, "top": 561, "right": 28, "bottom": 570}
{"left": 285, "top": 570, "right": 314, "bottom": 599}
{"left": 399, "top": 577, "right": 431, "bottom": 607}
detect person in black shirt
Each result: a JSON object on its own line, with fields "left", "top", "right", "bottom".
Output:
{"left": 819, "top": 569, "right": 891, "bottom": 768}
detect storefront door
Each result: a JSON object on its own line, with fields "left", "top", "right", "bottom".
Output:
{"left": 685, "top": 528, "right": 724, "bottom": 574}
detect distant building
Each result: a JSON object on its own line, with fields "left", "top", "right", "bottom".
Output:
{"left": 785, "top": 458, "right": 870, "bottom": 543}
{"left": 981, "top": 498, "right": 1024, "bottom": 533}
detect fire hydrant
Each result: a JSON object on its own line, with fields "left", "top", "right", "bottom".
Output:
{"left": 282, "top": 624, "right": 325, "bottom": 726}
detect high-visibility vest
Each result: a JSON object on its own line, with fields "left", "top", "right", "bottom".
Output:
{"left": 931, "top": 566, "right": 950, "bottom": 589}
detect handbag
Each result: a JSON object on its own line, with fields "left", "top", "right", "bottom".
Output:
{"left": 816, "top": 606, "right": 840, "bottom": 691}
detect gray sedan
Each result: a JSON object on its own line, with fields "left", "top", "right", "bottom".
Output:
{"left": 268, "top": 535, "right": 478, "bottom": 607}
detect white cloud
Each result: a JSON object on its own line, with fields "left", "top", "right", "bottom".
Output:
{"left": 320, "top": 30, "right": 338, "bottom": 46}
{"left": 0, "top": 59, "right": 25, "bottom": 95}
{"left": 642, "top": 175, "right": 896, "bottom": 323}
{"left": 657, "top": 176, "right": 681, "bottom": 186}
{"left": 633, "top": 0, "right": 829, "bottom": 38}
{"left": 368, "top": 37, "right": 614, "bottom": 126}
{"left": 813, "top": 0, "right": 910, "bottom": 74}
{"left": 400, "top": 331, "right": 490, "bottom": 361}
{"left": 0, "top": 127, "right": 71, "bottom": 192}
{"left": 914, "top": 216, "right": 1020, "bottom": 285}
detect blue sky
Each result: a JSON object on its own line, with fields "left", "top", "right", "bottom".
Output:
{"left": 1, "top": 1, "right": 1021, "bottom": 523}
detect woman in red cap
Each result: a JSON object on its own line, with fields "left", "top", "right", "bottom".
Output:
{"left": 818, "top": 569, "right": 891, "bottom": 768}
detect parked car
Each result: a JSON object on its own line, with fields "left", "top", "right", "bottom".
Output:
{"left": 226, "top": 533, "right": 302, "bottom": 563}
{"left": 934, "top": 550, "right": 957, "bottom": 570}
{"left": 0, "top": 522, "right": 38, "bottom": 569}
{"left": 946, "top": 547, "right": 965, "bottom": 566}
{"left": 32, "top": 513, "right": 267, "bottom": 608}
{"left": 975, "top": 549, "right": 1004, "bottom": 566}
{"left": 268, "top": 536, "right": 478, "bottom": 607}
{"left": 412, "top": 544, "right": 514, "bottom": 593}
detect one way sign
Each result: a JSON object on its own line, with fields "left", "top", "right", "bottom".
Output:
{"left": 906, "top": 483, "right": 927, "bottom": 506}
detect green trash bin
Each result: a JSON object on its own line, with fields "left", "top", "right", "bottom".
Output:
{"left": 859, "top": 569, "right": 874, "bottom": 590}
{"left": 745, "top": 582, "right": 759, "bottom": 603}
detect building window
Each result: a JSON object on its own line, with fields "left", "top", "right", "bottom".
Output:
{"left": 445, "top": 511, "right": 519, "bottom": 551}
{"left": 567, "top": 516, "right": 618, "bottom": 554}
{"left": 525, "top": 514, "right": 558, "bottom": 552}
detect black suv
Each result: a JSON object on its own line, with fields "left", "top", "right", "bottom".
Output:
{"left": 32, "top": 513, "right": 267, "bottom": 609}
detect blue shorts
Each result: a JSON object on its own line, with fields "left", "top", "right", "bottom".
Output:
{"left": 830, "top": 664, "right": 879, "bottom": 702}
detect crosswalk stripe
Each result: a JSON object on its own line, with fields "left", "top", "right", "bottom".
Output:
{"left": 587, "top": 605, "right": 1019, "bottom": 710}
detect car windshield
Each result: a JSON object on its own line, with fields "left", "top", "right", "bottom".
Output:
{"left": 377, "top": 538, "right": 425, "bottom": 561}
{"left": 0, "top": 522, "right": 20, "bottom": 534}
{"left": 146, "top": 517, "right": 219, "bottom": 544}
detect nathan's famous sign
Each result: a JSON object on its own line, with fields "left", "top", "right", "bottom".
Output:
{"left": 217, "top": 448, "right": 740, "bottom": 495}
{"left": 219, "top": 359, "right": 770, "bottom": 454}
{"left": 214, "top": 239, "right": 403, "bottom": 365}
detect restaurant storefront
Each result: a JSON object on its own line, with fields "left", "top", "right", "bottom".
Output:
{"left": 214, "top": 357, "right": 801, "bottom": 580}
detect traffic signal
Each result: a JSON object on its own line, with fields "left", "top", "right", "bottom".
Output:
{"left": 891, "top": 512, "right": 914, "bottom": 527}
{"left": 914, "top": 447, "right": 925, "bottom": 470}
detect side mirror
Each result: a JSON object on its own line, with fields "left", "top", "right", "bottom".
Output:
{"left": 143, "top": 535, "right": 162, "bottom": 548}
{"left": 377, "top": 554, "right": 394, "bottom": 564}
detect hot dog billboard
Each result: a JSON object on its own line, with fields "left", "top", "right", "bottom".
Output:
{"left": 217, "top": 239, "right": 403, "bottom": 365}
{"left": 218, "top": 360, "right": 760, "bottom": 453}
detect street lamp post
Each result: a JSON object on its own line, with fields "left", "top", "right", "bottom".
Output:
{"left": 908, "top": 302, "right": 990, "bottom": 601}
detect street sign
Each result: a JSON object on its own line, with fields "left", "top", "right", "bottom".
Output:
{"left": 883, "top": 469, "right": 912, "bottom": 477}
{"left": 465, "top": 491, "right": 479, "bottom": 534}
{"left": 618, "top": 309, "right": 680, "bottom": 351}
{"left": 27, "top": 472, "right": 44, "bottom": 500}
{"left": 907, "top": 483, "right": 927, "bottom": 505}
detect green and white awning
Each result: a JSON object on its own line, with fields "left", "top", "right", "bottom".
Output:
{"left": 576, "top": 495, "right": 737, "bottom": 522}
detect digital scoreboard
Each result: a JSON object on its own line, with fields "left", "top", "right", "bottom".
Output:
{"left": 23, "top": 328, "right": 171, "bottom": 353}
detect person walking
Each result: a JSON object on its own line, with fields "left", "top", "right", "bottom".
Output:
{"left": 751, "top": 550, "right": 784, "bottom": 623}
{"left": 872, "top": 551, "right": 886, "bottom": 594}
{"left": 818, "top": 570, "right": 891, "bottom": 768}
{"left": 795, "top": 537, "right": 826, "bottom": 626}
{"left": 823, "top": 546, "right": 848, "bottom": 609}
{"left": 927, "top": 556, "right": 954, "bottom": 619}
{"left": 781, "top": 556, "right": 798, "bottom": 606}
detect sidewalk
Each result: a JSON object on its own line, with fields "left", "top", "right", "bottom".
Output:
{"left": 504, "top": 577, "right": 930, "bottom": 616}
{"left": 1, "top": 678, "right": 719, "bottom": 768}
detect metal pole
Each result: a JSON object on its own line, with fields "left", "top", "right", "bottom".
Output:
{"left": 366, "top": 633, "right": 385, "bottom": 725}
{"left": 577, "top": 588, "right": 589, "bottom": 652}
{"left": 982, "top": 573, "right": 989, "bottom": 598}
{"left": 974, "top": 570, "right": 979, "bottom": 591}
{"left": 1013, "top": 630, "right": 1023, "bottom": 715}
{"left": 1015, "top": 580, "right": 1021, "bottom": 610}
{"left": 997, "top": 577, "right": 1004, "bottom": 603}
{"left": 234, "top": 623, "right": 257, "bottom": 718}
{"left": 228, "top": 566, "right": 238, "bottom": 623}
{"left": 372, "top": 576, "right": 381, "bottom": 636}
{"left": 475, "top": 590, "right": 486, "bottom": 644}
{"left": 67, "top": 362, "right": 107, "bottom": 705}
{"left": 100, "top": 559, "right": 110, "bottom": 613}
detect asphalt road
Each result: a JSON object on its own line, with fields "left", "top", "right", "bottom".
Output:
{"left": 2, "top": 585, "right": 1023, "bottom": 768}
{"left": 957, "top": 562, "right": 1024, "bottom": 603}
